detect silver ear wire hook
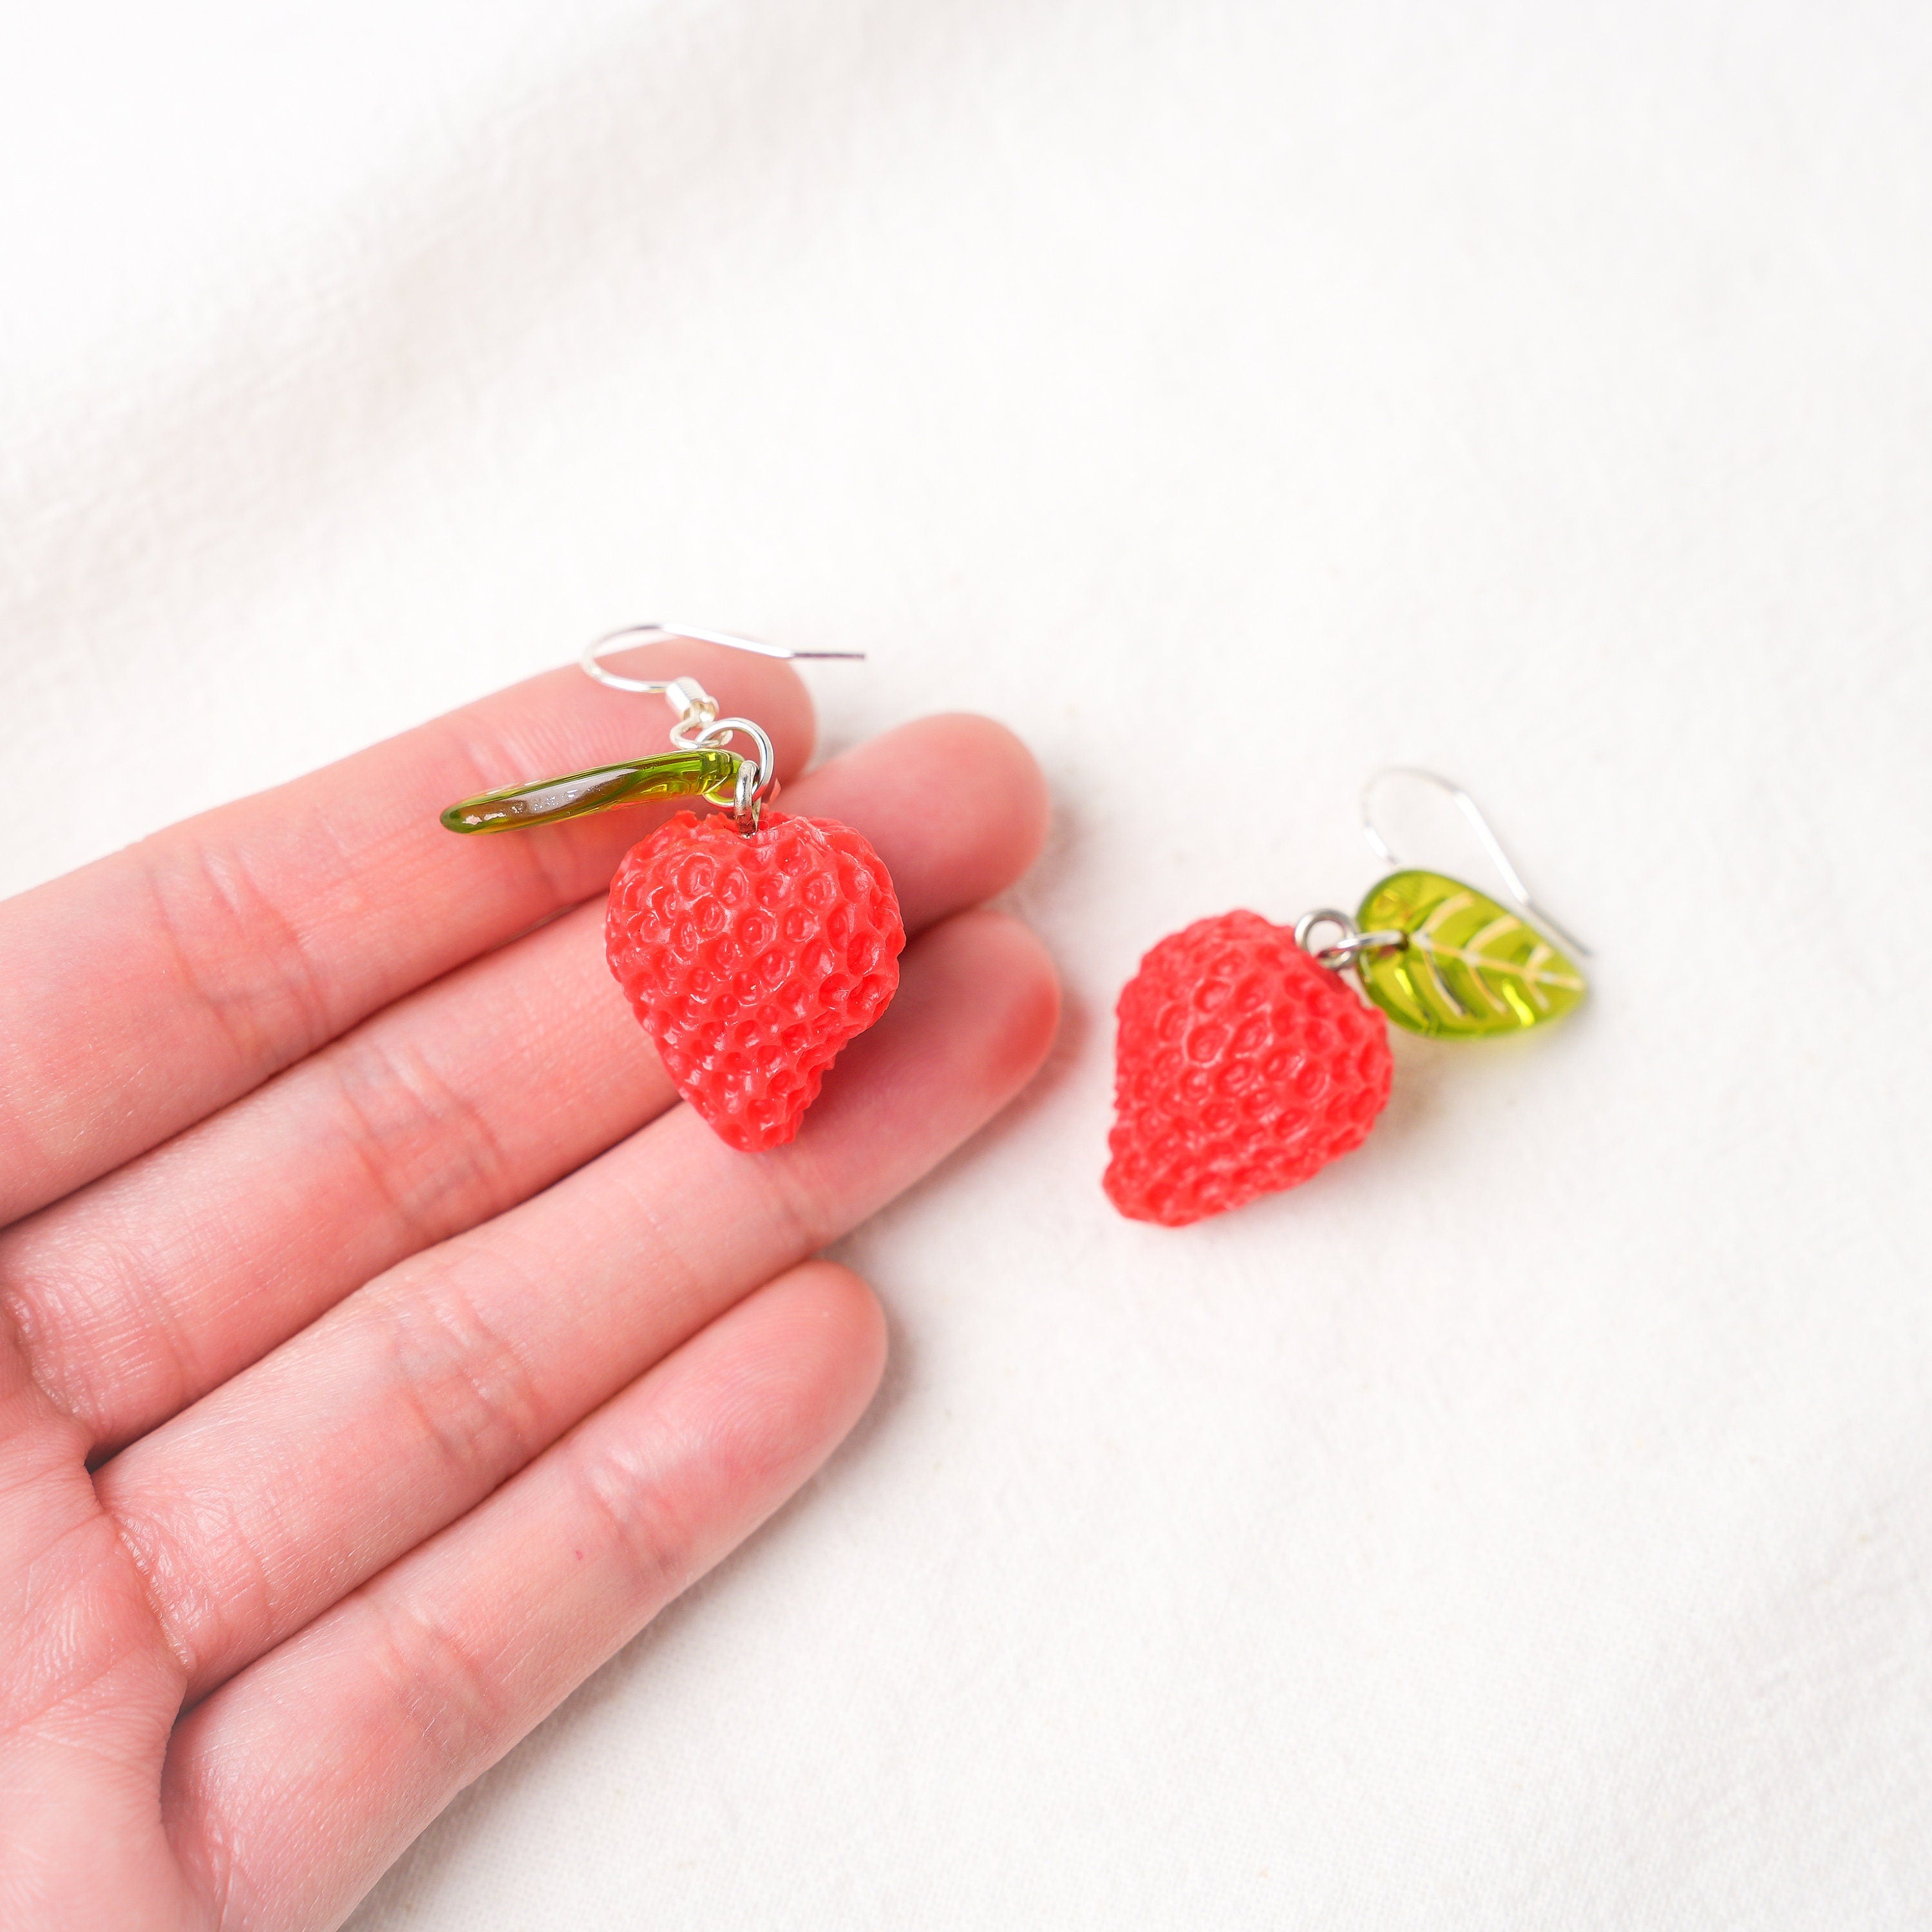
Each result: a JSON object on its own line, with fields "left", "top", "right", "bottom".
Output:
{"left": 442, "top": 623, "right": 862, "bottom": 837}
{"left": 580, "top": 621, "right": 862, "bottom": 692}
{"left": 580, "top": 623, "right": 864, "bottom": 833}
{"left": 582, "top": 623, "right": 862, "bottom": 804}
{"left": 1361, "top": 768, "right": 1591, "bottom": 958}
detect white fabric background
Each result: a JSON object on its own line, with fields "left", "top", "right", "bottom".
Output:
{"left": 5, "top": 1, "right": 1930, "bottom": 1925}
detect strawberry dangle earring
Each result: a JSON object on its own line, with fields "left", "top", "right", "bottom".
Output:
{"left": 1104, "top": 770, "right": 1588, "bottom": 1227}
{"left": 440, "top": 625, "right": 905, "bottom": 1153}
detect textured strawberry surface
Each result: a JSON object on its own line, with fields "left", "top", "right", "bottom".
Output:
{"left": 606, "top": 810, "right": 904, "bottom": 1152}
{"left": 1105, "top": 909, "right": 1393, "bottom": 1226}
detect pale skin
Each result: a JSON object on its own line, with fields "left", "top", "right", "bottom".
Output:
{"left": 0, "top": 641, "right": 1058, "bottom": 1931}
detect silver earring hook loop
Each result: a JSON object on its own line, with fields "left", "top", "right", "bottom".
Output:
{"left": 1360, "top": 768, "right": 1591, "bottom": 958}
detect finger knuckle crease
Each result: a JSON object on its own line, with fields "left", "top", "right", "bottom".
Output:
{"left": 142, "top": 831, "right": 338, "bottom": 1070}
{"left": 327, "top": 1029, "right": 516, "bottom": 1244}
{"left": 103, "top": 1487, "right": 266, "bottom": 1689}
{"left": 365, "top": 1592, "right": 504, "bottom": 1774}
{"left": 375, "top": 1272, "right": 550, "bottom": 1490}
{"left": 565, "top": 1437, "right": 692, "bottom": 1605}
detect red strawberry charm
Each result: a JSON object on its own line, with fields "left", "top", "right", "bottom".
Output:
{"left": 1104, "top": 911, "right": 1393, "bottom": 1227}
{"left": 607, "top": 809, "right": 905, "bottom": 1152}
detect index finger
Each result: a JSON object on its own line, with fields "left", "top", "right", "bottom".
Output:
{"left": 0, "top": 641, "right": 815, "bottom": 1226}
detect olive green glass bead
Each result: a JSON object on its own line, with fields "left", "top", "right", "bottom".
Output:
{"left": 440, "top": 747, "right": 741, "bottom": 834}
{"left": 1354, "top": 869, "right": 1586, "bottom": 1038}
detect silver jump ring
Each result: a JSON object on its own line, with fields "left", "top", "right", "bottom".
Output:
{"left": 1294, "top": 908, "right": 1356, "bottom": 958}
{"left": 732, "top": 758, "right": 763, "bottom": 833}
{"left": 694, "top": 715, "right": 777, "bottom": 794}
{"left": 1293, "top": 908, "right": 1406, "bottom": 972}
{"left": 690, "top": 715, "right": 779, "bottom": 832}
{"left": 1321, "top": 928, "right": 1406, "bottom": 970}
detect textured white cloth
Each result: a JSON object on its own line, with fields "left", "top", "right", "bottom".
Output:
{"left": 5, "top": 2, "right": 1930, "bottom": 1925}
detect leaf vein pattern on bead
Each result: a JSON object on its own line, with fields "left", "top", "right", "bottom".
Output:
{"left": 1356, "top": 870, "right": 1587, "bottom": 1039}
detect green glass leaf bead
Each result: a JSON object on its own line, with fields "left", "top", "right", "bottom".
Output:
{"left": 440, "top": 747, "right": 741, "bottom": 834}
{"left": 1354, "top": 869, "right": 1586, "bottom": 1038}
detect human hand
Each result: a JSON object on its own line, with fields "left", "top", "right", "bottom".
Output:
{"left": 0, "top": 644, "right": 1056, "bottom": 1930}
